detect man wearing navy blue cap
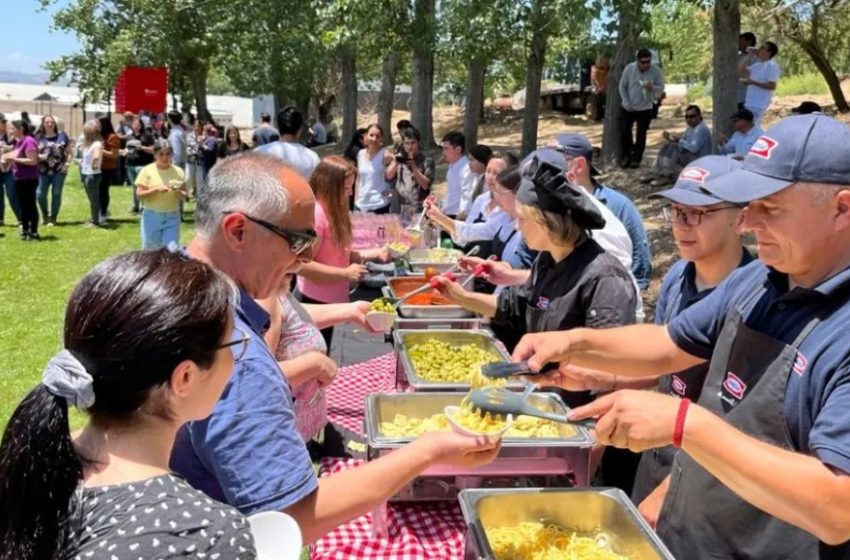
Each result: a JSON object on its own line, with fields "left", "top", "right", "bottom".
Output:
{"left": 513, "top": 114, "right": 850, "bottom": 558}
{"left": 551, "top": 133, "right": 653, "bottom": 290}
{"left": 632, "top": 155, "right": 753, "bottom": 509}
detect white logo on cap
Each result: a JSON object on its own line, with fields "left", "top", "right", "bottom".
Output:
{"left": 749, "top": 136, "right": 778, "bottom": 159}
{"left": 680, "top": 167, "right": 710, "bottom": 184}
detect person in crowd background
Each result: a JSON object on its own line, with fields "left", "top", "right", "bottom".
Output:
{"left": 125, "top": 117, "right": 156, "bottom": 214}
{"left": 2, "top": 119, "right": 40, "bottom": 239}
{"left": 739, "top": 41, "right": 781, "bottom": 125}
{"left": 255, "top": 106, "right": 320, "bottom": 179}
{"left": 252, "top": 111, "right": 280, "bottom": 147}
{"left": 618, "top": 48, "right": 665, "bottom": 169}
{"left": 354, "top": 123, "right": 391, "bottom": 213}
{"left": 135, "top": 139, "right": 187, "bottom": 250}
{"left": 296, "top": 155, "right": 389, "bottom": 347}
{"left": 441, "top": 131, "right": 474, "bottom": 218}
{"left": 78, "top": 121, "right": 103, "bottom": 228}
{"left": 0, "top": 113, "right": 21, "bottom": 227}
{"left": 385, "top": 126, "right": 434, "bottom": 215}
{"left": 97, "top": 116, "right": 120, "bottom": 223}
{"left": 715, "top": 108, "right": 763, "bottom": 160}
{"left": 0, "top": 249, "right": 257, "bottom": 560}
{"left": 737, "top": 32, "right": 758, "bottom": 110}
{"left": 218, "top": 125, "right": 250, "bottom": 159}
{"left": 35, "top": 115, "right": 72, "bottom": 226}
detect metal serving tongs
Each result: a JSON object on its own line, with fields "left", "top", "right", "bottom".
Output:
{"left": 468, "top": 386, "right": 596, "bottom": 430}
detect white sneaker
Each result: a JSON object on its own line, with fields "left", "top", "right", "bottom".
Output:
{"left": 98, "top": 214, "right": 107, "bottom": 225}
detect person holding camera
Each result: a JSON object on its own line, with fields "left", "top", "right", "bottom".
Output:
{"left": 385, "top": 127, "right": 434, "bottom": 215}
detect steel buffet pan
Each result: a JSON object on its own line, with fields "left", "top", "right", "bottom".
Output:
{"left": 459, "top": 487, "right": 675, "bottom": 560}
{"left": 393, "top": 329, "right": 524, "bottom": 391}
{"left": 384, "top": 276, "right": 476, "bottom": 319}
{"left": 406, "top": 247, "right": 464, "bottom": 273}
{"left": 364, "top": 392, "right": 594, "bottom": 502}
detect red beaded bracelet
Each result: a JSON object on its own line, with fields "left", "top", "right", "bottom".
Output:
{"left": 672, "top": 398, "right": 691, "bottom": 448}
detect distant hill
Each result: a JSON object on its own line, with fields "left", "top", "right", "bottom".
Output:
{"left": 0, "top": 71, "right": 69, "bottom": 86}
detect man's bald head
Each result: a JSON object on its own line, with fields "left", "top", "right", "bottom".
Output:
{"left": 195, "top": 152, "right": 314, "bottom": 238}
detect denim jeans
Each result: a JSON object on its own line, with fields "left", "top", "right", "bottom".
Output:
{"left": 1, "top": 171, "right": 20, "bottom": 224}
{"left": 37, "top": 172, "right": 67, "bottom": 223}
{"left": 82, "top": 173, "right": 101, "bottom": 224}
{"left": 141, "top": 208, "right": 180, "bottom": 249}
{"left": 127, "top": 165, "right": 143, "bottom": 211}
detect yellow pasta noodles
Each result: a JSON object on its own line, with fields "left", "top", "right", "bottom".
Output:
{"left": 379, "top": 406, "right": 571, "bottom": 439}
{"left": 486, "top": 522, "right": 628, "bottom": 560}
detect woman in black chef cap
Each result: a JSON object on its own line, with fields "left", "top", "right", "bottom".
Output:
{"left": 433, "top": 160, "right": 638, "bottom": 390}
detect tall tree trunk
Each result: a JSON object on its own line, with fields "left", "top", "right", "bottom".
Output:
{"left": 190, "top": 66, "right": 211, "bottom": 123}
{"left": 340, "top": 44, "right": 358, "bottom": 146}
{"left": 712, "top": 0, "right": 740, "bottom": 141}
{"left": 521, "top": 0, "right": 548, "bottom": 157}
{"left": 377, "top": 52, "right": 399, "bottom": 145}
{"left": 296, "top": 96, "right": 311, "bottom": 143}
{"left": 411, "top": 0, "right": 437, "bottom": 148}
{"left": 601, "top": 1, "right": 640, "bottom": 164}
{"left": 795, "top": 39, "right": 849, "bottom": 112}
{"left": 464, "top": 58, "right": 486, "bottom": 149}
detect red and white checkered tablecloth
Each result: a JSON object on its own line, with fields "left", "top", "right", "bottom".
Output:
{"left": 325, "top": 351, "right": 399, "bottom": 434}
{"left": 310, "top": 458, "right": 467, "bottom": 560}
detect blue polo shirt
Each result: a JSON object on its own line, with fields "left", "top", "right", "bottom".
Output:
{"left": 170, "top": 291, "right": 318, "bottom": 514}
{"left": 593, "top": 183, "right": 652, "bottom": 290}
{"left": 668, "top": 260, "right": 850, "bottom": 475}
{"left": 655, "top": 251, "right": 755, "bottom": 325}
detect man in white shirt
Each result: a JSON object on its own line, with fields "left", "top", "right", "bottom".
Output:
{"left": 440, "top": 131, "right": 474, "bottom": 218}
{"left": 255, "top": 107, "right": 320, "bottom": 179}
{"left": 739, "top": 41, "right": 780, "bottom": 126}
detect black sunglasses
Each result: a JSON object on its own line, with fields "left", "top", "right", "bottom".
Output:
{"left": 222, "top": 211, "right": 317, "bottom": 255}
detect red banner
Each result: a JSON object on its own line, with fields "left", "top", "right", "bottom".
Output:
{"left": 114, "top": 66, "right": 168, "bottom": 114}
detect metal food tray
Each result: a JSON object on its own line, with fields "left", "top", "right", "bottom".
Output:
{"left": 394, "top": 329, "right": 522, "bottom": 391}
{"left": 393, "top": 317, "right": 487, "bottom": 332}
{"left": 459, "top": 487, "right": 675, "bottom": 560}
{"left": 365, "top": 392, "right": 593, "bottom": 492}
{"left": 407, "top": 248, "right": 463, "bottom": 273}
{"left": 385, "top": 278, "right": 475, "bottom": 319}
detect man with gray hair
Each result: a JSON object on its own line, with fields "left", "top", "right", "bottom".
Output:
{"left": 170, "top": 152, "right": 500, "bottom": 544}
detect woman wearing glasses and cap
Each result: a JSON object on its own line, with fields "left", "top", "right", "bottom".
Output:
{"left": 0, "top": 249, "right": 257, "bottom": 559}
{"left": 433, "top": 161, "right": 638, "bottom": 382}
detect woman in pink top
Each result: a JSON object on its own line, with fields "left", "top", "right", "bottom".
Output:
{"left": 2, "top": 120, "right": 40, "bottom": 240}
{"left": 297, "top": 155, "right": 388, "bottom": 347}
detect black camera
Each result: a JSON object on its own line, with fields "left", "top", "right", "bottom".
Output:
{"left": 394, "top": 144, "right": 408, "bottom": 163}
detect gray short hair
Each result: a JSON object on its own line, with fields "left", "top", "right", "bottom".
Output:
{"left": 153, "top": 139, "right": 171, "bottom": 154}
{"left": 195, "top": 152, "right": 290, "bottom": 237}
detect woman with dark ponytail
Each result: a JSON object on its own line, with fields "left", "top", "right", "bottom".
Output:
{"left": 0, "top": 249, "right": 257, "bottom": 559}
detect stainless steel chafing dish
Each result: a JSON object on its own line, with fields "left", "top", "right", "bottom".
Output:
{"left": 407, "top": 247, "right": 463, "bottom": 273}
{"left": 384, "top": 277, "right": 475, "bottom": 319}
{"left": 393, "top": 316, "right": 487, "bottom": 331}
{"left": 393, "top": 329, "right": 522, "bottom": 391}
{"left": 365, "top": 392, "right": 594, "bottom": 502}
{"left": 459, "top": 487, "right": 675, "bottom": 560}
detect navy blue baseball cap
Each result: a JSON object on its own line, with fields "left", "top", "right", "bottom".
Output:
{"left": 649, "top": 156, "right": 742, "bottom": 206}
{"left": 705, "top": 114, "right": 850, "bottom": 203}
{"left": 551, "top": 133, "right": 601, "bottom": 175}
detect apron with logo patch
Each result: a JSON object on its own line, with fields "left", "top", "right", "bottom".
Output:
{"left": 655, "top": 285, "right": 825, "bottom": 559}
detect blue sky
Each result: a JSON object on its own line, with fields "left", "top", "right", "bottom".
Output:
{"left": 0, "top": 0, "right": 78, "bottom": 73}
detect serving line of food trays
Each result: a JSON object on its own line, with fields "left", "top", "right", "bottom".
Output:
{"left": 393, "top": 329, "right": 526, "bottom": 392}
{"left": 459, "top": 487, "right": 675, "bottom": 559}
{"left": 365, "top": 391, "right": 595, "bottom": 503}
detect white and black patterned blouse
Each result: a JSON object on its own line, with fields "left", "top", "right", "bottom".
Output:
{"left": 66, "top": 473, "right": 256, "bottom": 559}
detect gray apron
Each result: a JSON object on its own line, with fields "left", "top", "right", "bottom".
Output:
{"left": 655, "top": 287, "right": 826, "bottom": 559}
{"left": 632, "top": 290, "right": 711, "bottom": 503}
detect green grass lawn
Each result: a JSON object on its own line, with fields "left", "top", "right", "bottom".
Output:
{"left": 0, "top": 171, "right": 197, "bottom": 431}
